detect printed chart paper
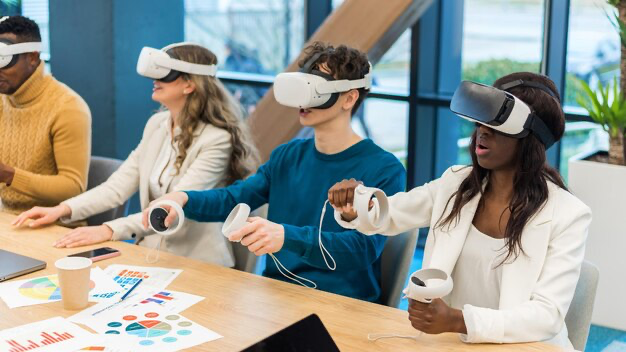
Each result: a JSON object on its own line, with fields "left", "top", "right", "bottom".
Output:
{"left": 68, "top": 289, "right": 204, "bottom": 329}
{"left": 0, "top": 268, "right": 124, "bottom": 308}
{"left": 91, "top": 304, "right": 221, "bottom": 352}
{"left": 0, "top": 317, "right": 93, "bottom": 352}
{"left": 132, "top": 289, "right": 204, "bottom": 313}
{"left": 92, "top": 265, "right": 182, "bottom": 301}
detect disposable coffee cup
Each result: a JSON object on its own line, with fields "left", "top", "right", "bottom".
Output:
{"left": 55, "top": 257, "right": 92, "bottom": 310}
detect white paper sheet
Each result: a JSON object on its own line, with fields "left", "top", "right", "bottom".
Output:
{"left": 90, "top": 265, "right": 182, "bottom": 301}
{"left": 0, "top": 268, "right": 124, "bottom": 308}
{"left": 89, "top": 304, "right": 221, "bottom": 352}
{"left": 0, "top": 317, "right": 93, "bottom": 352}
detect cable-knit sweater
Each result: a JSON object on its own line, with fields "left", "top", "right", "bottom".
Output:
{"left": 0, "top": 62, "right": 91, "bottom": 213}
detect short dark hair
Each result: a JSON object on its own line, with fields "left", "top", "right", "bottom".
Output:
{"left": 298, "top": 42, "right": 370, "bottom": 114}
{"left": 0, "top": 15, "right": 41, "bottom": 42}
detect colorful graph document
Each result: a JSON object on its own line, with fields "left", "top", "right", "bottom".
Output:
{"left": 92, "top": 265, "right": 182, "bottom": 301}
{"left": 0, "top": 268, "right": 124, "bottom": 308}
{"left": 134, "top": 289, "right": 204, "bottom": 313}
{"left": 0, "top": 317, "right": 93, "bottom": 352}
{"left": 91, "top": 304, "right": 221, "bottom": 352}
{"left": 68, "top": 289, "right": 204, "bottom": 329}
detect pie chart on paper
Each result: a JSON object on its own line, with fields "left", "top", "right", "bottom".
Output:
{"left": 125, "top": 320, "right": 172, "bottom": 338}
{"left": 18, "top": 276, "right": 61, "bottom": 300}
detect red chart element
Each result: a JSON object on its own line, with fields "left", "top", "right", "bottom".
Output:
{"left": 5, "top": 331, "right": 75, "bottom": 352}
{"left": 123, "top": 315, "right": 137, "bottom": 321}
{"left": 145, "top": 312, "right": 159, "bottom": 318}
{"left": 139, "top": 320, "right": 161, "bottom": 328}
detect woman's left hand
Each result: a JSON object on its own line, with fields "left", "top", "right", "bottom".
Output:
{"left": 407, "top": 298, "right": 467, "bottom": 334}
{"left": 53, "top": 225, "right": 114, "bottom": 248}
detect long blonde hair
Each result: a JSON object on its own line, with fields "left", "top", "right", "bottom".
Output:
{"left": 166, "top": 44, "right": 258, "bottom": 184}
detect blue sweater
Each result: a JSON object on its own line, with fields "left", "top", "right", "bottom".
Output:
{"left": 183, "top": 139, "right": 406, "bottom": 302}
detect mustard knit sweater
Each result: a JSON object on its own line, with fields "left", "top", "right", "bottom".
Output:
{"left": 0, "top": 62, "right": 91, "bottom": 213}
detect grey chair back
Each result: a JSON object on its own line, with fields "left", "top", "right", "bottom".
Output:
{"left": 380, "top": 229, "right": 419, "bottom": 307}
{"left": 565, "top": 260, "right": 600, "bottom": 352}
{"left": 86, "top": 156, "right": 130, "bottom": 226}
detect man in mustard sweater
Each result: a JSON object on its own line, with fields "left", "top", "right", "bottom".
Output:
{"left": 0, "top": 16, "right": 91, "bottom": 213}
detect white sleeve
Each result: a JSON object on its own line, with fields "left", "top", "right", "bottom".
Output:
{"left": 334, "top": 167, "right": 458, "bottom": 236}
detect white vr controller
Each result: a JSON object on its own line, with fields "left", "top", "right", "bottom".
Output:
{"left": 147, "top": 200, "right": 185, "bottom": 236}
{"left": 403, "top": 268, "right": 453, "bottom": 303}
{"left": 367, "top": 268, "right": 453, "bottom": 342}
{"left": 222, "top": 203, "right": 250, "bottom": 239}
{"left": 351, "top": 184, "right": 390, "bottom": 233}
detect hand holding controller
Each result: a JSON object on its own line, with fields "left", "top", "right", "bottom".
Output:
{"left": 147, "top": 200, "right": 185, "bottom": 236}
{"left": 368, "top": 268, "right": 454, "bottom": 341}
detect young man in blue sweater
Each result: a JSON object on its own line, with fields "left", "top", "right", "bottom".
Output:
{"left": 143, "top": 42, "right": 406, "bottom": 303}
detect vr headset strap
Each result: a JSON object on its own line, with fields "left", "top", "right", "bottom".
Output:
{"left": 499, "top": 79, "right": 559, "bottom": 101}
{"left": 0, "top": 42, "right": 42, "bottom": 56}
{"left": 154, "top": 56, "right": 217, "bottom": 76}
{"left": 525, "top": 113, "right": 556, "bottom": 149}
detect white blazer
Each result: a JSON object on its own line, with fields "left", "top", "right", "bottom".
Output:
{"left": 63, "top": 111, "right": 235, "bottom": 267}
{"left": 337, "top": 166, "right": 591, "bottom": 348}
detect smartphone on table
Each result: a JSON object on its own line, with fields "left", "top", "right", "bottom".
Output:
{"left": 68, "top": 247, "right": 120, "bottom": 262}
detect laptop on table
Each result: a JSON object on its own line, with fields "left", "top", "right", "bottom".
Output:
{"left": 0, "top": 249, "right": 46, "bottom": 282}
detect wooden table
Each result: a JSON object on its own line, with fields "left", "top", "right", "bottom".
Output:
{"left": 0, "top": 212, "right": 561, "bottom": 351}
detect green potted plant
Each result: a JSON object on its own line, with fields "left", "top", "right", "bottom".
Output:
{"left": 575, "top": 77, "right": 626, "bottom": 165}
{"left": 567, "top": 1, "right": 626, "bottom": 332}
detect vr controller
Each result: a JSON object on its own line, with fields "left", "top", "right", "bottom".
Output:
{"left": 222, "top": 203, "right": 251, "bottom": 240}
{"left": 348, "top": 185, "right": 390, "bottom": 233}
{"left": 147, "top": 200, "right": 185, "bottom": 236}
{"left": 404, "top": 268, "right": 453, "bottom": 303}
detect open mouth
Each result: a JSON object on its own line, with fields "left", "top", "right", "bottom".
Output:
{"left": 476, "top": 141, "right": 490, "bottom": 155}
{"left": 299, "top": 108, "right": 311, "bottom": 116}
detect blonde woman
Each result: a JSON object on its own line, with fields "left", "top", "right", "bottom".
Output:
{"left": 13, "top": 43, "right": 258, "bottom": 267}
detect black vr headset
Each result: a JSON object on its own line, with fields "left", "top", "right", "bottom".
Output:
{"left": 450, "top": 80, "right": 559, "bottom": 149}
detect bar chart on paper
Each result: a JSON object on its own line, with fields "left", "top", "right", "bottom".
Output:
{"left": 5, "top": 330, "right": 75, "bottom": 351}
{"left": 0, "top": 317, "right": 92, "bottom": 352}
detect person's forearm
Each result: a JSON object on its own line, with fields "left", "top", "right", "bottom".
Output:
{"left": 9, "top": 168, "right": 84, "bottom": 203}
{"left": 451, "top": 308, "right": 468, "bottom": 334}
{"left": 282, "top": 225, "right": 385, "bottom": 270}
{"left": 0, "top": 163, "right": 15, "bottom": 185}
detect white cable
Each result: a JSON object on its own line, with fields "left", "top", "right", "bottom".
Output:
{"left": 367, "top": 332, "right": 422, "bottom": 341}
{"left": 145, "top": 200, "right": 185, "bottom": 263}
{"left": 222, "top": 201, "right": 336, "bottom": 288}
{"left": 269, "top": 254, "right": 317, "bottom": 288}
{"left": 145, "top": 235, "right": 165, "bottom": 264}
{"left": 318, "top": 200, "right": 336, "bottom": 271}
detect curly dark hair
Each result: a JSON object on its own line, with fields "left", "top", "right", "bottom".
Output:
{"left": 437, "top": 72, "right": 566, "bottom": 264}
{"left": 298, "top": 42, "right": 370, "bottom": 114}
{"left": 0, "top": 15, "right": 41, "bottom": 42}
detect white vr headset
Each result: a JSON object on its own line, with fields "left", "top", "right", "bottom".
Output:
{"left": 0, "top": 16, "right": 42, "bottom": 69}
{"left": 450, "top": 80, "right": 559, "bottom": 148}
{"left": 136, "top": 42, "right": 217, "bottom": 82}
{"left": 273, "top": 52, "right": 373, "bottom": 109}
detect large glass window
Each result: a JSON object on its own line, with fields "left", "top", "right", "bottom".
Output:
{"left": 564, "top": 0, "right": 619, "bottom": 110}
{"left": 184, "top": 0, "right": 304, "bottom": 76}
{"left": 352, "top": 99, "right": 409, "bottom": 165}
{"left": 561, "top": 0, "right": 618, "bottom": 180}
{"left": 333, "top": 0, "right": 411, "bottom": 94}
{"left": 457, "top": 0, "right": 546, "bottom": 164}
{"left": 21, "top": 0, "right": 50, "bottom": 62}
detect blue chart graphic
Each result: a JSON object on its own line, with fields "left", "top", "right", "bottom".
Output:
{"left": 105, "top": 312, "right": 191, "bottom": 346}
